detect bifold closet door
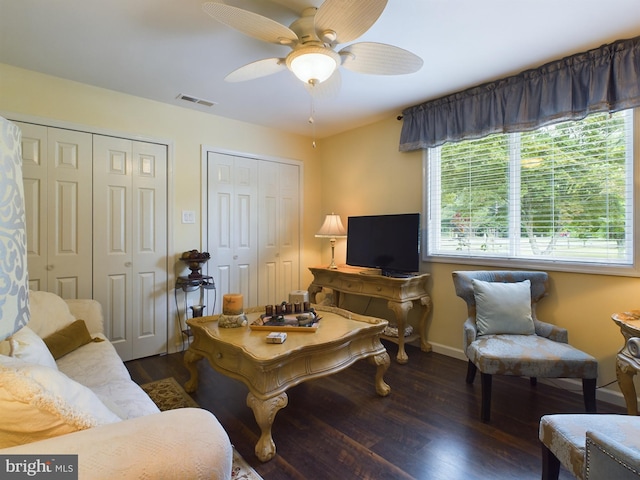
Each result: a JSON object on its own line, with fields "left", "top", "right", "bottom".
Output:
{"left": 257, "top": 160, "right": 300, "bottom": 306}
{"left": 18, "top": 122, "right": 93, "bottom": 298}
{"left": 205, "top": 152, "right": 259, "bottom": 314}
{"left": 205, "top": 151, "right": 301, "bottom": 312}
{"left": 93, "top": 135, "right": 168, "bottom": 361}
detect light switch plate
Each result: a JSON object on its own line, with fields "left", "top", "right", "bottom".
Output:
{"left": 182, "top": 210, "right": 196, "bottom": 224}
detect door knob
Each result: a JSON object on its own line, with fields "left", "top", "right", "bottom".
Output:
{"left": 125, "top": 262, "right": 132, "bottom": 267}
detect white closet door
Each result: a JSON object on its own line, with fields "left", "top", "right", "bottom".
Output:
{"left": 93, "top": 136, "right": 133, "bottom": 359}
{"left": 206, "top": 152, "right": 259, "bottom": 313}
{"left": 93, "top": 136, "right": 167, "bottom": 360}
{"left": 19, "top": 122, "right": 92, "bottom": 298}
{"left": 19, "top": 122, "right": 48, "bottom": 292}
{"left": 275, "top": 162, "right": 300, "bottom": 301}
{"left": 258, "top": 161, "right": 300, "bottom": 306}
{"left": 131, "top": 141, "right": 167, "bottom": 359}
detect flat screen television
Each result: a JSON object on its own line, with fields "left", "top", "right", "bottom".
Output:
{"left": 346, "top": 213, "right": 420, "bottom": 277}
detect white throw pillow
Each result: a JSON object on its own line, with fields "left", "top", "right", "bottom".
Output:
{"left": 0, "top": 325, "right": 58, "bottom": 370}
{"left": 0, "top": 355, "right": 122, "bottom": 448}
{"left": 472, "top": 279, "right": 535, "bottom": 336}
{"left": 27, "top": 290, "right": 76, "bottom": 339}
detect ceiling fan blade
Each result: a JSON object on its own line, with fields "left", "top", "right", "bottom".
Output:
{"left": 315, "top": 0, "right": 387, "bottom": 44}
{"left": 304, "top": 70, "right": 341, "bottom": 99}
{"left": 202, "top": 2, "right": 298, "bottom": 45}
{"left": 339, "top": 42, "right": 423, "bottom": 75}
{"left": 225, "top": 58, "right": 287, "bottom": 82}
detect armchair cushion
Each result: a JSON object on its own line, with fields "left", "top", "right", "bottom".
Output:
{"left": 472, "top": 278, "right": 535, "bottom": 336}
{"left": 467, "top": 334, "right": 598, "bottom": 377}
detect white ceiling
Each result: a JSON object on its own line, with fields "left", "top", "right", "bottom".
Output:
{"left": 2, "top": 0, "right": 640, "bottom": 138}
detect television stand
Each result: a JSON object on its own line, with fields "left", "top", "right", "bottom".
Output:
{"left": 382, "top": 270, "right": 415, "bottom": 278}
{"left": 308, "top": 265, "right": 432, "bottom": 364}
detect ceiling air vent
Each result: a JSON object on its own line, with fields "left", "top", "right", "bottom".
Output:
{"left": 177, "top": 93, "right": 216, "bottom": 108}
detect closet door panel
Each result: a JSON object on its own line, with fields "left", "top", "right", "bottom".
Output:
{"left": 137, "top": 271, "right": 157, "bottom": 338}
{"left": 19, "top": 123, "right": 47, "bottom": 292}
{"left": 47, "top": 128, "right": 93, "bottom": 299}
{"left": 231, "top": 157, "right": 258, "bottom": 308}
{"left": 206, "top": 153, "right": 258, "bottom": 314}
{"left": 208, "top": 157, "right": 234, "bottom": 289}
{"left": 258, "top": 161, "right": 300, "bottom": 306}
{"left": 107, "top": 274, "right": 128, "bottom": 343}
{"left": 23, "top": 176, "right": 43, "bottom": 291}
{"left": 93, "top": 136, "right": 133, "bottom": 358}
{"left": 18, "top": 122, "right": 92, "bottom": 298}
{"left": 131, "top": 141, "right": 167, "bottom": 359}
{"left": 258, "top": 161, "right": 280, "bottom": 306}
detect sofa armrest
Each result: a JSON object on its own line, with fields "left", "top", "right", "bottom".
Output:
{"left": 585, "top": 430, "right": 640, "bottom": 480}
{"left": 64, "top": 299, "right": 105, "bottom": 336}
{"left": 2, "top": 408, "right": 232, "bottom": 480}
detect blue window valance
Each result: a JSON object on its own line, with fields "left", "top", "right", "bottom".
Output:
{"left": 399, "top": 36, "right": 640, "bottom": 151}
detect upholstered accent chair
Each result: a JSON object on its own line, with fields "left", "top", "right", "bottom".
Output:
{"left": 452, "top": 270, "right": 598, "bottom": 422}
{"left": 540, "top": 414, "right": 640, "bottom": 479}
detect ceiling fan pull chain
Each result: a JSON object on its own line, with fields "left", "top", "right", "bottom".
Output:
{"left": 309, "top": 96, "right": 317, "bottom": 148}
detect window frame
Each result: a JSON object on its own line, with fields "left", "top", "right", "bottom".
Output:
{"left": 421, "top": 109, "right": 640, "bottom": 277}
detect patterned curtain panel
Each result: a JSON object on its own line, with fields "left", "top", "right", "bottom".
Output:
{"left": 399, "top": 36, "right": 640, "bottom": 151}
{"left": 0, "top": 116, "right": 29, "bottom": 340}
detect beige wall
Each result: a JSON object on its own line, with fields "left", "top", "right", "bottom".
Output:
{"left": 320, "top": 115, "right": 640, "bottom": 405}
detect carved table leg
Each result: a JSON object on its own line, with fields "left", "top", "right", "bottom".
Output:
{"left": 387, "top": 300, "right": 413, "bottom": 364}
{"left": 369, "top": 351, "right": 391, "bottom": 396}
{"left": 616, "top": 354, "right": 639, "bottom": 415}
{"left": 183, "top": 349, "right": 203, "bottom": 393}
{"left": 247, "top": 392, "right": 288, "bottom": 462}
{"left": 419, "top": 295, "right": 432, "bottom": 353}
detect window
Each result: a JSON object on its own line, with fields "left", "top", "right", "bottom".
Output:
{"left": 425, "top": 110, "right": 638, "bottom": 274}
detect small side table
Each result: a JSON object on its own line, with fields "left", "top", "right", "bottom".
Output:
{"left": 612, "top": 310, "right": 640, "bottom": 415}
{"left": 175, "top": 275, "right": 216, "bottom": 344}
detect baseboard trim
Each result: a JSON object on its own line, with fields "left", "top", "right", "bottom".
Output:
{"left": 426, "top": 342, "right": 629, "bottom": 410}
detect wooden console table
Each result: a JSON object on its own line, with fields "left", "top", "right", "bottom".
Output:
{"left": 612, "top": 310, "right": 640, "bottom": 415}
{"left": 308, "top": 265, "right": 431, "bottom": 364}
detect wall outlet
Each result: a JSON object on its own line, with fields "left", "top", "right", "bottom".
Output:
{"left": 182, "top": 210, "right": 196, "bottom": 224}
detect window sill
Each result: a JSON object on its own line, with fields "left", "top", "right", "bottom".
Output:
{"left": 423, "top": 254, "right": 640, "bottom": 278}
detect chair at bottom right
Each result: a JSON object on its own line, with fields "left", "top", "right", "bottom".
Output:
{"left": 539, "top": 413, "right": 640, "bottom": 479}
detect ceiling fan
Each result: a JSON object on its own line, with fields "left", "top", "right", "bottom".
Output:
{"left": 202, "top": 0, "right": 423, "bottom": 93}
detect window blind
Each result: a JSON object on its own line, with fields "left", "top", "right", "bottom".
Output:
{"left": 428, "top": 110, "right": 634, "bottom": 265}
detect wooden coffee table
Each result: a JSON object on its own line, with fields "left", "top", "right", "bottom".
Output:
{"left": 184, "top": 305, "right": 391, "bottom": 462}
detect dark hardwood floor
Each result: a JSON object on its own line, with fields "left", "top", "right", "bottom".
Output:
{"left": 126, "top": 341, "right": 625, "bottom": 480}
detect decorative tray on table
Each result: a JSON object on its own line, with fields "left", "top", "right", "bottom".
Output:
{"left": 249, "top": 312, "right": 321, "bottom": 332}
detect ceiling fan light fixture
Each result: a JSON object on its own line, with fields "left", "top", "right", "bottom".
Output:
{"left": 287, "top": 47, "right": 339, "bottom": 84}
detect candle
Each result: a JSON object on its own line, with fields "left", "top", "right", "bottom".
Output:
{"left": 223, "top": 293, "right": 243, "bottom": 315}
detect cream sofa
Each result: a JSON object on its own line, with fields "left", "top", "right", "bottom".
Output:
{"left": 0, "top": 290, "right": 232, "bottom": 479}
